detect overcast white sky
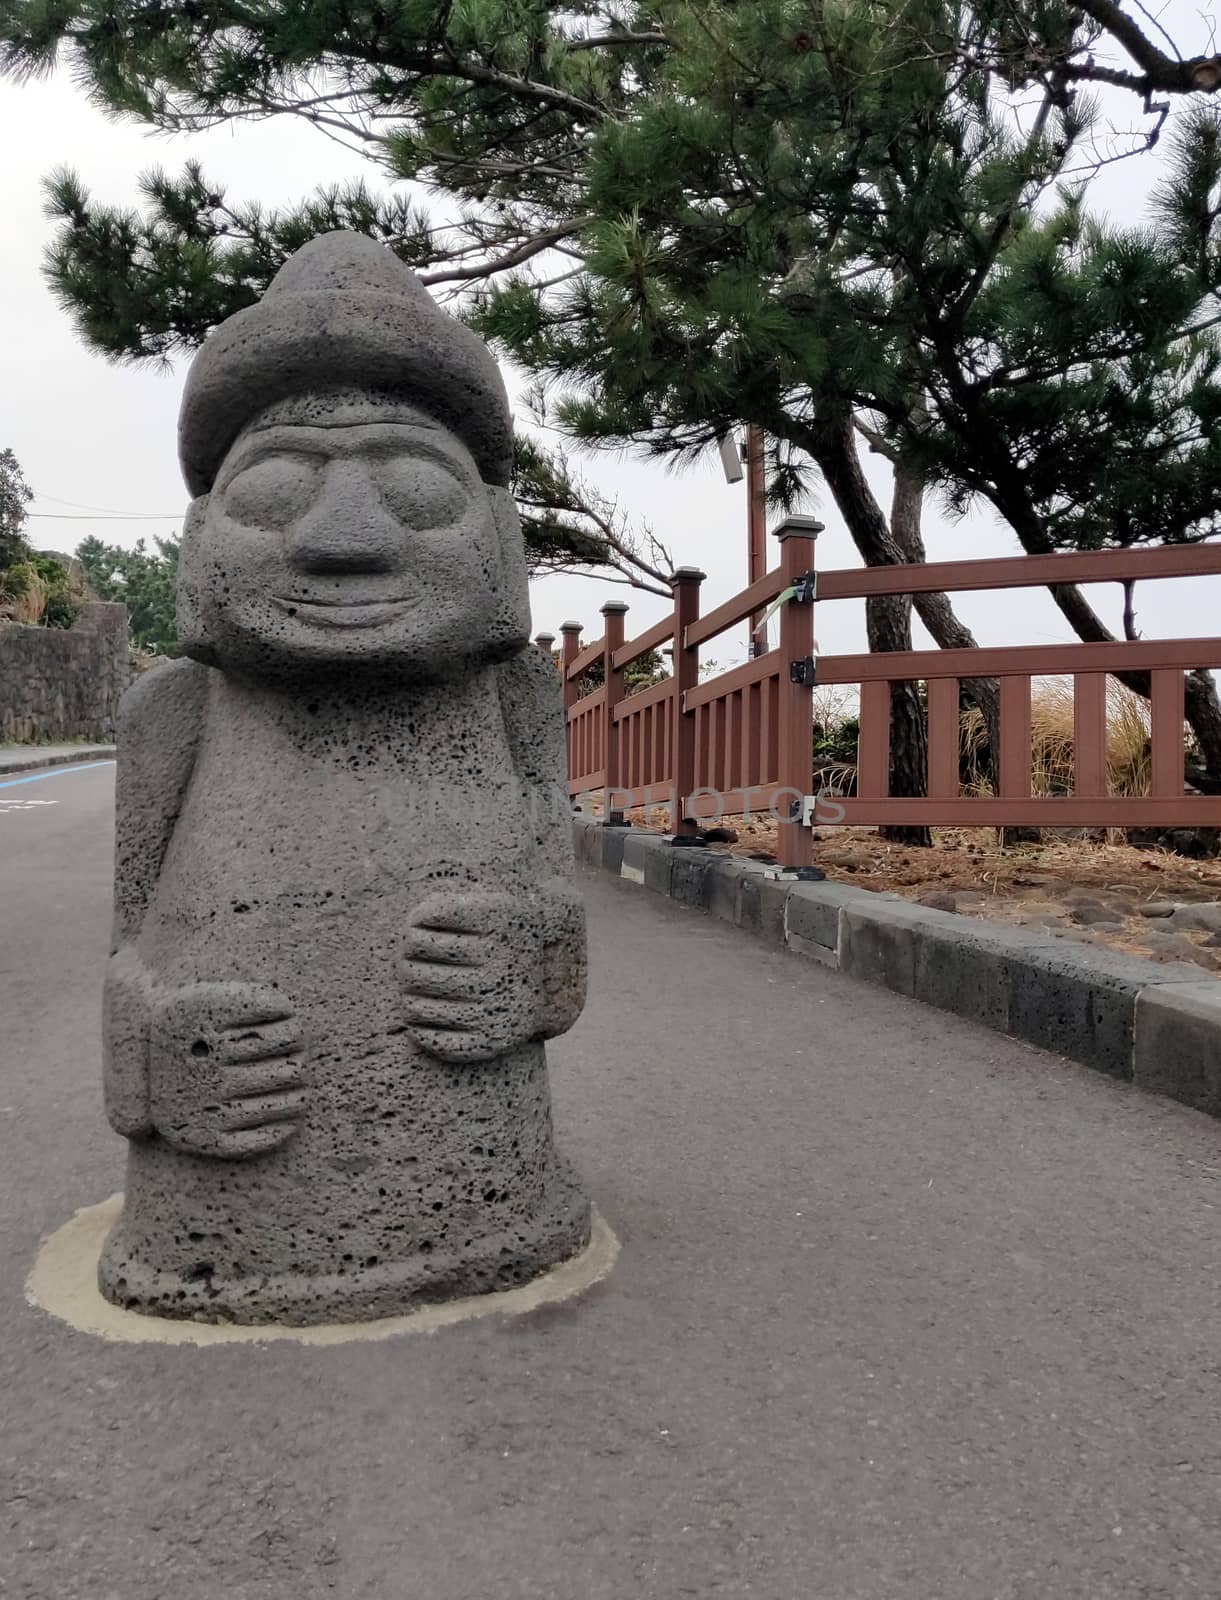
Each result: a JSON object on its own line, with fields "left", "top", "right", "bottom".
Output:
{"left": 2, "top": 15, "right": 1219, "bottom": 676}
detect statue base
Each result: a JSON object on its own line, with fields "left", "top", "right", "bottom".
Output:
{"left": 96, "top": 1168, "right": 592, "bottom": 1326}
{"left": 27, "top": 1191, "right": 616, "bottom": 1346}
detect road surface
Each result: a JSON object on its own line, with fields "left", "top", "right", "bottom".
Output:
{"left": 2, "top": 762, "right": 1219, "bottom": 1599}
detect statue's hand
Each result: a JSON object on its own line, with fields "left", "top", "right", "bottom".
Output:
{"left": 149, "top": 982, "right": 307, "bottom": 1158}
{"left": 400, "top": 890, "right": 544, "bottom": 1063}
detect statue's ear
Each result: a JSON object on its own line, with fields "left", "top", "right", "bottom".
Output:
{"left": 175, "top": 495, "right": 216, "bottom": 665}
{"left": 487, "top": 485, "right": 532, "bottom": 650}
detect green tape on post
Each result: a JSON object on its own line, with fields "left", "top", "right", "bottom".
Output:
{"left": 753, "top": 585, "right": 798, "bottom": 635}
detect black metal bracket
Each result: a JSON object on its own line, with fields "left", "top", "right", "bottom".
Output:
{"left": 791, "top": 570, "right": 817, "bottom": 604}
{"left": 789, "top": 656, "right": 817, "bottom": 686}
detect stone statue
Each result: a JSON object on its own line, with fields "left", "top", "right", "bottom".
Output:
{"left": 98, "top": 233, "right": 590, "bottom": 1324}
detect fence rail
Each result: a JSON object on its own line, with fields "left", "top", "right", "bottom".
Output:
{"left": 555, "top": 537, "right": 1221, "bottom": 867}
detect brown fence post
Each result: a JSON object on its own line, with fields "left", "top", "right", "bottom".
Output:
{"left": 559, "top": 622, "right": 582, "bottom": 713}
{"left": 775, "top": 521, "right": 819, "bottom": 869}
{"left": 559, "top": 621, "right": 582, "bottom": 803}
{"left": 534, "top": 629, "right": 556, "bottom": 662}
{"left": 600, "top": 600, "right": 629, "bottom": 824}
{"left": 670, "top": 568, "right": 706, "bottom": 840}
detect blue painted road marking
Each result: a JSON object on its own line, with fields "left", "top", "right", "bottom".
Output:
{"left": 0, "top": 761, "right": 115, "bottom": 791}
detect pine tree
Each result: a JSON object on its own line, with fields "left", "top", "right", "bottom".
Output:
{"left": 0, "top": 447, "right": 33, "bottom": 571}
{"left": 6, "top": 0, "right": 1221, "bottom": 827}
{"left": 76, "top": 534, "right": 180, "bottom": 653}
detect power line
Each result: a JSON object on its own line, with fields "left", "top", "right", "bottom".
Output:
{"left": 33, "top": 491, "right": 181, "bottom": 515}
{"left": 26, "top": 512, "right": 180, "bottom": 521}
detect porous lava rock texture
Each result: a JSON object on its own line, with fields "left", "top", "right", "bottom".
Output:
{"left": 98, "top": 233, "right": 590, "bottom": 1324}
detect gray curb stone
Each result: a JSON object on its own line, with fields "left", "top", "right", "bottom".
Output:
{"left": 1134, "top": 982, "right": 1221, "bottom": 1116}
{"left": 0, "top": 745, "right": 115, "bottom": 777}
{"left": 575, "top": 817, "right": 1220, "bottom": 1120}
{"left": 785, "top": 880, "right": 876, "bottom": 959}
{"left": 737, "top": 874, "right": 790, "bottom": 945}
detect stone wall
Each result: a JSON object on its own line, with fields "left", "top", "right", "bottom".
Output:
{"left": 0, "top": 603, "right": 129, "bottom": 743}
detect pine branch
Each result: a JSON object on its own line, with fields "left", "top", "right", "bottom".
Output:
{"left": 419, "top": 219, "right": 594, "bottom": 285}
{"left": 1069, "top": 0, "right": 1221, "bottom": 94}
{"left": 563, "top": 31, "right": 669, "bottom": 52}
{"left": 944, "top": 89, "right": 1058, "bottom": 332}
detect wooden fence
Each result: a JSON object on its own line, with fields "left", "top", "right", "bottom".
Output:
{"left": 552, "top": 532, "right": 1221, "bottom": 868}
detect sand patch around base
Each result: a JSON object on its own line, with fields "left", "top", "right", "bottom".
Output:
{"left": 26, "top": 1193, "right": 618, "bottom": 1347}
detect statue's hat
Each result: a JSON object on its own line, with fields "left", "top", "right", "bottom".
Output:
{"left": 178, "top": 232, "right": 513, "bottom": 496}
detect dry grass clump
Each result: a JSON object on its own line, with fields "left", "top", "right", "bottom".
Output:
{"left": 961, "top": 676, "right": 1157, "bottom": 798}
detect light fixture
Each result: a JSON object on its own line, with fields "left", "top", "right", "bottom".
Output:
{"left": 717, "top": 434, "right": 744, "bottom": 484}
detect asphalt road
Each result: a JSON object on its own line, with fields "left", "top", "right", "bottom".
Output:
{"left": 2, "top": 762, "right": 1220, "bottom": 1600}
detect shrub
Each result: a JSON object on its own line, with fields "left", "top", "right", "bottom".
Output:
{"left": 961, "top": 678, "right": 1153, "bottom": 797}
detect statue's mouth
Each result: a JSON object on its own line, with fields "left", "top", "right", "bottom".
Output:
{"left": 272, "top": 595, "right": 419, "bottom": 628}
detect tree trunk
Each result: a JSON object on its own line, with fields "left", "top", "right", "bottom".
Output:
{"left": 810, "top": 413, "right": 932, "bottom": 844}
{"left": 1049, "top": 583, "right": 1221, "bottom": 789}
{"left": 966, "top": 427, "right": 1221, "bottom": 786}
{"left": 866, "top": 593, "right": 932, "bottom": 845}
{"left": 890, "top": 455, "right": 1001, "bottom": 778}
{"left": 780, "top": 399, "right": 1221, "bottom": 835}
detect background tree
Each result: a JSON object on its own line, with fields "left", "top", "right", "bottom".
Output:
{"left": 76, "top": 534, "right": 179, "bottom": 653}
{"left": 510, "top": 435, "right": 673, "bottom": 592}
{"left": 0, "top": 447, "right": 33, "bottom": 571}
{"left": 5, "top": 0, "right": 1221, "bottom": 831}
{"left": 0, "top": 448, "right": 79, "bottom": 625}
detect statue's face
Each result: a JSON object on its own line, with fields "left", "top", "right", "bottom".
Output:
{"left": 178, "top": 394, "right": 528, "bottom": 679}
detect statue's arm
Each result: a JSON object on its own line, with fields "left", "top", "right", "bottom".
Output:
{"left": 103, "top": 658, "right": 208, "bottom": 1137}
{"left": 496, "top": 646, "right": 587, "bottom": 1040}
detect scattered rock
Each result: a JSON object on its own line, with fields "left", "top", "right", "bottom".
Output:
{"left": 1169, "top": 903, "right": 1221, "bottom": 933}
{"left": 1140, "top": 931, "right": 1221, "bottom": 970}
{"left": 820, "top": 853, "right": 859, "bottom": 871}
{"left": 1127, "top": 826, "right": 1221, "bottom": 859}
{"left": 916, "top": 891, "right": 959, "bottom": 912}
{"left": 1166, "top": 828, "right": 1221, "bottom": 860}
{"left": 1071, "top": 901, "right": 1122, "bottom": 926}
{"left": 1136, "top": 901, "right": 1178, "bottom": 918}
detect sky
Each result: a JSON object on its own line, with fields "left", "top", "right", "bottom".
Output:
{"left": 2, "top": 19, "right": 1219, "bottom": 682}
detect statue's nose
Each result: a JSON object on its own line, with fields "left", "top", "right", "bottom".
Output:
{"left": 286, "top": 460, "right": 399, "bottom": 575}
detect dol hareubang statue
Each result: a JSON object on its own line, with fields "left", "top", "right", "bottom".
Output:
{"left": 98, "top": 232, "right": 591, "bottom": 1324}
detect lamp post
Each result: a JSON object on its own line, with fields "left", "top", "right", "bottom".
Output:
{"left": 745, "top": 425, "right": 770, "bottom": 658}
{"left": 718, "top": 425, "right": 772, "bottom": 660}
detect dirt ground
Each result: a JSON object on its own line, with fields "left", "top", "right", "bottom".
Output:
{"left": 610, "top": 803, "right": 1221, "bottom": 975}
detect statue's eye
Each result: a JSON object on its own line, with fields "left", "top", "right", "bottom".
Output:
{"left": 375, "top": 455, "right": 469, "bottom": 529}
{"left": 223, "top": 454, "right": 319, "bottom": 528}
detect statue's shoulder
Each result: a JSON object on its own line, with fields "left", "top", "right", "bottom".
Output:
{"left": 112, "top": 658, "right": 211, "bottom": 938}
{"left": 118, "top": 656, "right": 210, "bottom": 746}
{"left": 496, "top": 643, "right": 561, "bottom": 703}
{"left": 496, "top": 646, "right": 565, "bottom": 783}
